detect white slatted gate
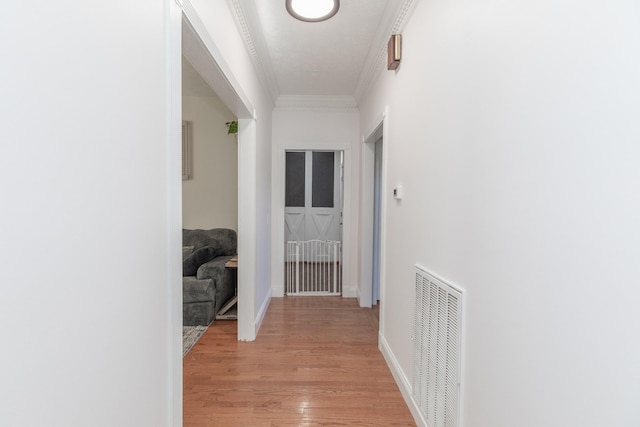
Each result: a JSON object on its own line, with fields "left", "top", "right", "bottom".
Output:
{"left": 285, "top": 240, "right": 342, "bottom": 295}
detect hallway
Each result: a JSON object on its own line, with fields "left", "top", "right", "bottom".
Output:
{"left": 183, "top": 297, "right": 416, "bottom": 426}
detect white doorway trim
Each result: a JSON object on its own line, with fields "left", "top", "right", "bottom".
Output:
{"left": 167, "top": 3, "right": 182, "bottom": 426}
{"left": 171, "top": 0, "right": 261, "bottom": 422}
{"left": 360, "top": 107, "right": 389, "bottom": 316}
{"left": 170, "top": 2, "right": 260, "bottom": 420}
{"left": 181, "top": 0, "right": 257, "bottom": 342}
{"left": 181, "top": 2, "right": 254, "bottom": 119}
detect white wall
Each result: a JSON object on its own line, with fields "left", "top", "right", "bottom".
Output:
{"left": 271, "top": 108, "right": 360, "bottom": 297}
{"left": 359, "top": 0, "right": 640, "bottom": 426}
{"left": 187, "top": 0, "right": 273, "bottom": 339}
{"left": 0, "top": 0, "right": 180, "bottom": 426}
{"left": 182, "top": 94, "right": 238, "bottom": 231}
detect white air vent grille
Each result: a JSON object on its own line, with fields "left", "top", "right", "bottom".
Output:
{"left": 413, "top": 265, "right": 463, "bottom": 427}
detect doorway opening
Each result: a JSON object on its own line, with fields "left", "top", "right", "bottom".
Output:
{"left": 360, "top": 111, "right": 387, "bottom": 310}
{"left": 284, "top": 150, "right": 344, "bottom": 296}
{"left": 180, "top": 4, "right": 257, "bottom": 343}
{"left": 372, "top": 136, "right": 383, "bottom": 305}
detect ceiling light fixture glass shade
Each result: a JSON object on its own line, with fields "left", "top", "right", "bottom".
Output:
{"left": 286, "top": 0, "right": 340, "bottom": 22}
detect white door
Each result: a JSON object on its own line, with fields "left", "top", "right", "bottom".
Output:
{"left": 285, "top": 151, "right": 342, "bottom": 243}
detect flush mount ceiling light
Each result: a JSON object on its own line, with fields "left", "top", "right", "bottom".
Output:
{"left": 286, "top": 0, "right": 340, "bottom": 22}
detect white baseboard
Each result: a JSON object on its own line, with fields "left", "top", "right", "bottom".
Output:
{"left": 271, "top": 285, "right": 284, "bottom": 298}
{"left": 378, "top": 333, "right": 427, "bottom": 427}
{"left": 342, "top": 284, "right": 357, "bottom": 298}
{"left": 254, "top": 288, "right": 271, "bottom": 335}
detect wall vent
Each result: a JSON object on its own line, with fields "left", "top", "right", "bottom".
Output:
{"left": 413, "top": 265, "right": 463, "bottom": 427}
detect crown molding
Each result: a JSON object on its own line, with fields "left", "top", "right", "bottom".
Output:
{"left": 354, "top": 0, "right": 418, "bottom": 104}
{"left": 275, "top": 95, "right": 358, "bottom": 112}
{"left": 227, "top": 0, "right": 279, "bottom": 105}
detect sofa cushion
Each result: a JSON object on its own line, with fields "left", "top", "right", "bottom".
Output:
{"left": 182, "top": 246, "right": 195, "bottom": 260}
{"left": 183, "top": 277, "right": 215, "bottom": 303}
{"left": 182, "top": 228, "right": 237, "bottom": 255}
{"left": 196, "top": 255, "right": 233, "bottom": 281}
{"left": 183, "top": 301, "right": 216, "bottom": 326}
{"left": 196, "top": 255, "right": 236, "bottom": 315}
{"left": 183, "top": 245, "right": 222, "bottom": 276}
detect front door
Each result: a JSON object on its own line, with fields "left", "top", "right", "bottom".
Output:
{"left": 285, "top": 151, "right": 342, "bottom": 243}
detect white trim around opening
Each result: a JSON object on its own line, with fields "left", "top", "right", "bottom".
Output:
{"left": 360, "top": 107, "right": 389, "bottom": 322}
{"left": 272, "top": 144, "right": 355, "bottom": 299}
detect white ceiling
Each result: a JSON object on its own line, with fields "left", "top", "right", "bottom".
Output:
{"left": 251, "top": 0, "right": 388, "bottom": 96}
{"left": 237, "top": 0, "right": 412, "bottom": 103}
{"left": 183, "top": 0, "right": 415, "bottom": 105}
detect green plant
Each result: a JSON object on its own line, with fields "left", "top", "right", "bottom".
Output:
{"left": 225, "top": 120, "right": 238, "bottom": 135}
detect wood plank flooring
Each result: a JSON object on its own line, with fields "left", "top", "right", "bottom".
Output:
{"left": 183, "top": 297, "right": 416, "bottom": 426}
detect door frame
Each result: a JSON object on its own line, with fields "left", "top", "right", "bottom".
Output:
{"left": 372, "top": 137, "right": 383, "bottom": 304}
{"left": 273, "top": 145, "right": 354, "bottom": 298}
{"left": 180, "top": 1, "right": 256, "bottom": 341}
{"left": 360, "top": 108, "right": 389, "bottom": 314}
{"left": 169, "top": 2, "right": 259, "bottom": 424}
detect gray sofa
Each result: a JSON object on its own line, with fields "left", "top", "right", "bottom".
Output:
{"left": 182, "top": 228, "right": 237, "bottom": 326}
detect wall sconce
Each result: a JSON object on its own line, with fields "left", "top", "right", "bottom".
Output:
{"left": 387, "top": 34, "right": 402, "bottom": 70}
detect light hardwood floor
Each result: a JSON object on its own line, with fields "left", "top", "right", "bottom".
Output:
{"left": 183, "top": 296, "right": 416, "bottom": 426}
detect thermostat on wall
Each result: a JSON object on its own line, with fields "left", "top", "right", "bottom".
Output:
{"left": 393, "top": 185, "right": 403, "bottom": 200}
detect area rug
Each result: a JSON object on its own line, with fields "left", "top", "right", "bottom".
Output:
{"left": 183, "top": 326, "right": 207, "bottom": 357}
